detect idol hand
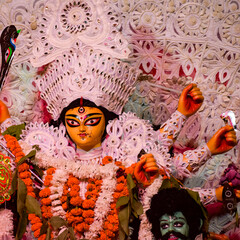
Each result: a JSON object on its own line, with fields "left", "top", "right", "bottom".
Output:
{"left": 177, "top": 83, "right": 204, "bottom": 117}
{"left": 134, "top": 153, "right": 159, "bottom": 187}
{"left": 207, "top": 125, "right": 237, "bottom": 155}
{"left": 0, "top": 100, "right": 10, "bottom": 124}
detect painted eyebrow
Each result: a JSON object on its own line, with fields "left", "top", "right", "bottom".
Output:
{"left": 65, "top": 113, "right": 102, "bottom": 121}
{"left": 160, "top": 217, "right": 186, "bottom": 222}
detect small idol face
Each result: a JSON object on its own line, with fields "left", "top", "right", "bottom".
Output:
{"left": 159, "top": 211, "right": 190, "bottom": 240}
{"left": 65, "top": 106, "right": 105, "bottom": 151}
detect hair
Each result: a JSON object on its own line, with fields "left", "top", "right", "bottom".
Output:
{"left": 50, "top": 98, "right": 118, "bottom": 142}
{"left": 146, "top": 188, "right": 205, "bottom": 240}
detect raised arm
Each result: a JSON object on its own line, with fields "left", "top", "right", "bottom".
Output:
{"left": 171, "top": 125, "right": 237, "bottom": 179}
{"left": 158, "top": 83, "right": 204, "bottom": 149}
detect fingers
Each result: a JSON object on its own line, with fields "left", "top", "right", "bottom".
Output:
{"left": 181, "top": 83, "right": 195, "bottom": 97}
{"left": 189, "top": 86, "right": 204, "bottom": 103}
{"left": 216, "top": 125, "right": 237, "bottom": 145}
{"left": 225, "top": 130, "right": 237, "bottom": 145}
{"left": 141, "top": 154, "right": 159, "bottom": 173}
{"left": 135, "top": 158, "right": 146, "bottom": 173}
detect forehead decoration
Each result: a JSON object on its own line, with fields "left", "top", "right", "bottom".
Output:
{"left": 78, "top": 97, "right": 85, "bottom": 114}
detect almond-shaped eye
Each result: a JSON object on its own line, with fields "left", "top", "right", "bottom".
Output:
{"left": 174, "top": 221, "right": 185, "bottom": 228}
{"left": 160, "top": 223, "right": 169, "bottom": 230}
{"left": 66, "top": 119, "right": 80, "bottom": 127}
{"left": 85, "top": 117, "right": 101, "bottom": 126}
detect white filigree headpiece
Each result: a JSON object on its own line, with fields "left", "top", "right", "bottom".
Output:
{"left": 36, "top": 48, "right": 139, "bottom": 120}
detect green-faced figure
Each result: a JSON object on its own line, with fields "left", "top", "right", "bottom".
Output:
{"left": 159, "top": 211, "right": 190, "bottom": 240}
{"left": 146, "top": 187, "right": 206, "bottom": 240}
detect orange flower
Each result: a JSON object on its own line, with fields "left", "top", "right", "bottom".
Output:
{"left": 85, "top": 191, "right": 97, "bottom": 200}
{"left": 28, "top": 191, "right": 36, "bottom": 198}
{"left": 70, "top": 196, "right": 83, "bottom": 206}
{"left": 71, "top": 208, "right": 82, "bottom": 216}
{"left": 113, "top": 192, "right": 120, "bottom": 200}
{"left": 87, "top": 184, "right": 96, "bottom": 192}
{"left": 102, "top": 156, "right": 113, "bottom": 165}
{"left": 42, "top": 212, "right": 53, "bottom": 219}
{"left": 39, "top": 188, "right": 51, "bottom": 198}
{"left": 114, "top": 161, "right": 122, "bottom": 166}
{"left": 121, "top": 187, "right": 129, "bottom": 196}
{"left": 22, "top": 178, "right": 33, "bottom": 186}
{"left": 82, "top": 210, "right": 94, "bottom": 218}
{"left": 67, "top": 176, "right": 80, "bottom": 186}
{"left": 41, "top": 198, "right": 51, "bottom": 205}
{"left": 99, "top": 231, "right": 107, "bottom": 240}
{"left": 74, "top": 216, "right": 83, "bottom": 223}
{"left": 38, "top": 234, "right": 46, "bottom": 240}
{"left": 71, "top": 185, "right": 80, "bottom": 192}
{"left": 31, "top": 222, "right": 42, "bottom": 232}
{"left": 117, "top": 176, "right": 126, "bottom": 183}
{"left": 85, "top": 217, "right": 94, "bottom": 224}
{"left": 61, "top": 196, "right": 67, "bottom": 203}
{"left": 30, "top": 216, "right": 42, "bottom": 224}
{"left": 107, "top": 215, "right": 119, "bottom": 225}
{"left": 15, "top": 152, "right": 25, "bottom": 159}
{"left": 75, "top": 223, "right": 87, "bottom": 232}
{"left": 62, "top": 202, "right": 68, "bottom": 210}
{"left": 66, "top": 214, "right": 75, "bottom": 224}
{"left": 95, "top": 180, "right": 102, "bottom": 186}
{"left": 105, "top": 230, "right": 115, "bottom": 238}
{"left": 63, "top": 188, "right": 69, "bottom": 196}
{"left": 46, "top": 167, "right": 56, "bottom": 175}
{"left": 19, "top": 171, "right": 31, "bottom": 179}
{"left": 18, "top": 163, "right": 30, "bottom": 172}
{"left": 110, "top": 203, "right": 116, "bottom": 210}
{"left": 69, "top": 190, "right": 79, "bottom": 197}
{"left": 41, "top": 205, "right": 51, "bottom": 212}
{"left": 82, "top": 199, "right": 95, "bottom": 209}
{"left": 33, "top": 229, "right": 41, "bottom": 238}
{"left": 28, "top": 213, "right": 37, "bottom": 221}
{"left": 44, "top": 175, "right": 53, "bottom": 184}
{"left": 116, "top": 183, "right": 124, "bottom": 192}
{"left": 27, "top": 186, "right": 34, "bottom": 193}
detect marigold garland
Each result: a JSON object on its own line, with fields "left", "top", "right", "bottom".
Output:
{"left": 4, "top": 136, "right": 138, "bottom": 240}
{"left": 3, "top": 135, "right": 40, "bottom": 237}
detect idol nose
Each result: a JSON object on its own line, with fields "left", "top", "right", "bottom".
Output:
{"left": 79, "top": 124, "right": 86, "bottom": 132}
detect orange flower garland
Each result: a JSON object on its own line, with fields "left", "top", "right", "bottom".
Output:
{"left": 97, "top": 157, "right": 134, "bottom": 240}
{"left": 4, "top": 135, "right": 35, "bottom": 198}
{"left": 3, "top": 135, "right": 41, "bottom": 237}
{"left": 39, "top": 167, "right": 56, "bottom": 220}
{"left": 62, "top": 174, "right": 102, "bottom": 238}
{"left": 3, "top": 135, "right": 139, "bottom": 240}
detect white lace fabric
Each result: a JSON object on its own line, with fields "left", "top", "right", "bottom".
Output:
{"left": 185, "top": 144, "right": 212, "bottom": 172}
{"left": 157, "top": 110, "right": 187, "bottom": 149}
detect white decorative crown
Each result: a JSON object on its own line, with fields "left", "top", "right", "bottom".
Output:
{"left": 36, "top": 48, "right": 139, "bottom": 120}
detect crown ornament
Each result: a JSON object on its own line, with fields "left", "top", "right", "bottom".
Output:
{"left": 36, "top": 47, "right": 139, "bottom": 120}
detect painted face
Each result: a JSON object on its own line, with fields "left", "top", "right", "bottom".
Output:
{"left": 159, "top": 212, "right": 190, "bottom": 240}
{"left": 65, "top": 106, "right": 105, "bottom": 151}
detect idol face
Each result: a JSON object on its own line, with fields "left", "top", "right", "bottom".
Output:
{"left": 64, "top": 106, "right": 105, "bottom": 151}
{"left": 159, "top": 211, "right": 190, "bottom": 240}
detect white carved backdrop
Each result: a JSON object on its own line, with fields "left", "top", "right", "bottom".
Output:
{"left": 0, "top": 0, "right": 240, "bottom": 236}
